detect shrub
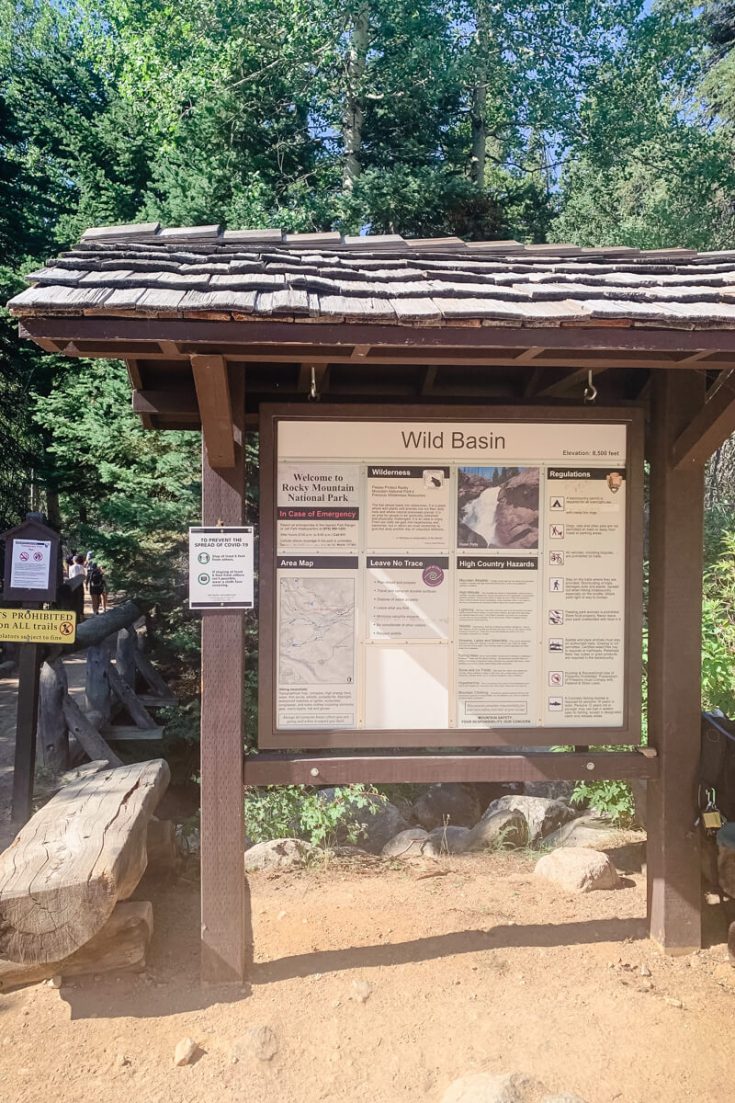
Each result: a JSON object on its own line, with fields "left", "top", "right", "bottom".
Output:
{"left": 245, "top": 784, "right": 380, "bottom": 849}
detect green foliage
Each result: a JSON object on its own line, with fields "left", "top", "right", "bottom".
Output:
{"left": 701, "top": 530, "right": 735, "bottom": 714}
{"left": 570, "top": 779, "right": 637, "bottom": 826}
{"left": 245, "top": 785, "right": 381, "bottom": 849}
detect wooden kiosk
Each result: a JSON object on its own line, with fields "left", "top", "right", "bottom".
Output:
{"left": 9, "top": 224, "right": 735, "bottom": 982}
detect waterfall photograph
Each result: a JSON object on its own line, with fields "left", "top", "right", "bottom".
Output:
{"left": 457, "top": 467, "right": 540, "bottom": 550}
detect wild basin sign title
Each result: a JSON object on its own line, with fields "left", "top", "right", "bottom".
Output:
{"left": 259, "top": 408, "right": 642, "bottom": 750}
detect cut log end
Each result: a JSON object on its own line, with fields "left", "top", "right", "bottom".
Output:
{"left": 0, "top": 901, "right": 154, "bottom": 991}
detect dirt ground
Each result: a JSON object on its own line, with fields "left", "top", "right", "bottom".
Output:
{"left": 2, "top": 850, "right": 735, "bottom": 1103}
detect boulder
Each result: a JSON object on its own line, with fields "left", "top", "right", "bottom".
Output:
{"left": 382, "top": 828, "right": 429, "bottom": 859}
{"left": 412, "top": 784, "right": 481, "bottom": 830}
{"left": 421, "top": 825, "right": 471, "bottom": 856}
{"left": 534, "top": 848, "right": 620, "bottom": 893}
{"left": 244, "top": 838, "right": 316, "bottom": 872}
{"left": 481, "top": 795, "right": 576, "bottom": 846}
{"left": 543, "top": 814, "right": 626, "bottom": 851}
{"left": 464, "top": 809, "right": 529, "bottom": 852}
{"left": 523, "top": 781, "right": 575, "bottom": 803}
{"left": 316, "top": 789, "right": 411, "bottom": 854}
{"left": 494, "top": 469, "right": 540, "bottom": 549}
{"left": 441, "top": 1073, "right": 523, "bottom": 1103}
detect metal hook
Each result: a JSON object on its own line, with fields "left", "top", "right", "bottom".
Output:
{"left": 583, "top": 369, "right": 598, "bottom": 404}
{"left": 308, "top": 365, "right": 319, "bottom": 401}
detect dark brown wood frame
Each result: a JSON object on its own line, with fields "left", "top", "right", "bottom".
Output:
{"left": 258, "top": 403, "right": 644, "bottom": 750}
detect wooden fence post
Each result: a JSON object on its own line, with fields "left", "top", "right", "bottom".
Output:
{"left": 647, "top": 369, "right": 705, "bottom": 953}
{"left": 86, "top": 641, "right": 113, "bottom": 730}
{"left": 199, "top": 365, "right": 248, "bottom": 983}
{"left": 37, "top": 658, "right": 69, "bottom": 771}
{"left": 116, "top": 627, "right": 138, "bottom": 689}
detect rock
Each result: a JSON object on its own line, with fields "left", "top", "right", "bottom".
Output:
{"left": 534, "top": 848, "right": 620, "bottom": 893}
{"left": 464, "top": 809, "right": 529, "bottom": 852}
{"left": 351, "top": 979, "right": 372, "bottom": 1003}
{"left": 47, "top": 975, "right": 62, "bottom": 989}
{"left": 115, "top": 1054, "right": 131, "bottom": 1068}
{"left": 664, "top": 997, "right": 683, "bottom": 1009}
{"left": 441, "top": 1072, "right": 523, "bottom": 1103}
{"left": 315, "top": 789, "right": 411, "bottom": 854}
{"left": 494, "top": 469, "right": 540, "bottom": 549}
{"left": 523, "top": 780, "right": 575, "bottom": 802}
{"left": 421, "top": 825, "right": 471, "bottom": 856}
{"left": 173, "top": 1038, "right": 199, "bottom": 1066}
{"left": 412, "top": 784, "right": 481, "bottom": 830}
{"left": 480, "top": 795, "right": 576, "bottom": 845}
{"left": 382, "top": 828, "right": 429, "bottom": 858}
{"left": 236, "top": 1024, "right": 279, "bottom": 1061}
{"left": 640, "top": 964, "right": 651, "bottom": 977}
{"left": 543, "top": 814, "right": 627, "bottom": 851}
{"left": 244, "top": 838, "right": 316, "bottom": 872}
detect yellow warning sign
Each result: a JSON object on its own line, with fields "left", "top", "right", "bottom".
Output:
{"left": 0, "top": 609, "right": 77, "bottom": 643}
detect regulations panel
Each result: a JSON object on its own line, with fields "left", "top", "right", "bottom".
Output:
{"left": 259, "top": 405, "right": 644, "bottom": 749}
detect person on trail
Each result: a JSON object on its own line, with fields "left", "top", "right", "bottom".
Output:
{"left": 69, "top": 553, "right": 86, "bottom": 579}
{"left": 87, "top": 561, "right": 108, "bottom": 614}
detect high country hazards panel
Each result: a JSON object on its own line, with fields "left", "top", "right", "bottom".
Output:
{"left": 273, "top": 419, "right": 628, "bottom": 731}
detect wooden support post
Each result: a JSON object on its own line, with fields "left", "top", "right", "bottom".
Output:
{"left": 191, "top": 355, "right": 235, "bottom": 468}
{"left": 12, "top": 641, "right": 42, "bottom": 825}
{"left": 647, "top": 369, "right": 705, "bottom": 954}
{"left": 200, "top": 366, "right": 248, "bottom": 984}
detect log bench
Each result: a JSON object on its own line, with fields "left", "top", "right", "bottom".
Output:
{"left": 0, "top": 758, "right": 170, "bottom": 990}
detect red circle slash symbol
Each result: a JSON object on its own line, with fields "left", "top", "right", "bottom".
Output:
{"left": 19, "top": 551, "right": 29, "bottom": 561}
{"left": 33, "top": 551, "right": 43, "bottom": 561}
{"left": 60, "top": 621, "right": 74, "bottom": 636}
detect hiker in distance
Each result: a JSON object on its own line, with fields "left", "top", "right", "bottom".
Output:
{"left": 87, "top": 560, "right": 108, "bottom": 614}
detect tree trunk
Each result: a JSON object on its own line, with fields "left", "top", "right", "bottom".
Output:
{"left": 470, "top": 1, "right": 489, "bottom": 188}
{"left": 342, "top": 2, "right": 369, "bottom": 192}
{"left": 37, "top": 659, "right": 69, "bottom": 771}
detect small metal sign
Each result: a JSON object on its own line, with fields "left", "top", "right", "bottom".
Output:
{"left": 0, "top": 608, "right": 77, "bottom": 643}
{"left": 2, "top": 515, "right": 60, "bottom": 604}
{"left": 189, "top": 526, "right": 255, "bottom": 610}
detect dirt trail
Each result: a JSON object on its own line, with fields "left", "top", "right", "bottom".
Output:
{"left": 2, "top": 853, "right": 735, "bottom": 1103}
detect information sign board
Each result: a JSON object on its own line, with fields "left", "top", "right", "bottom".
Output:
{"left": 260, "top": 406, "right": 643, "bottom": 749}
{"left": 10, "top": 539, "right": 52, "bottom": 591}
{"left": 189, "top": 527, "right": 255, "bottom": 610}
{"left": 0, "top": 609, "right": 76, "bottom": 644}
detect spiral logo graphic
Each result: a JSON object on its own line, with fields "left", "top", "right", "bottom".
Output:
{"left": 422, "top": 564, "right": 444, "bottom": 588}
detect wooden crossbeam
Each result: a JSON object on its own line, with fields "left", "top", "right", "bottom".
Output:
{"left": 535, "top": 366, "right": 606, "bottom": 400}
{"left": 21, "top": 316, "right": 735, "bottom": 354}
{"left": 190, "top": 354, "right": 236, "bottom": 468}
{"left": 132, "top": 388, "right": 198, "bottom": 418}
{"left": 243, "top": 751, "right": 657, "bottom": 786}
{"left": 671, "top": 369, "right": 735, "bottom": 468}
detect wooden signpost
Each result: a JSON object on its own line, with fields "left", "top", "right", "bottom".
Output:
{"left": 0, "top": 514, "right": 73, "bottom": 825}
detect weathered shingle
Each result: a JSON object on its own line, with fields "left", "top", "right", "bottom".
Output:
{"left": 10, "top": 223, "right": 735, "bottom": 329}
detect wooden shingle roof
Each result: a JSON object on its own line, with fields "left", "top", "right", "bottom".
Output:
{"left": 10, "top": 222, "right": 735, "bottom": 330}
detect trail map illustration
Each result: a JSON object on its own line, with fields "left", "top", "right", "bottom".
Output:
{"left": 278, "top": 578, "right": 355, "bottom": 684}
